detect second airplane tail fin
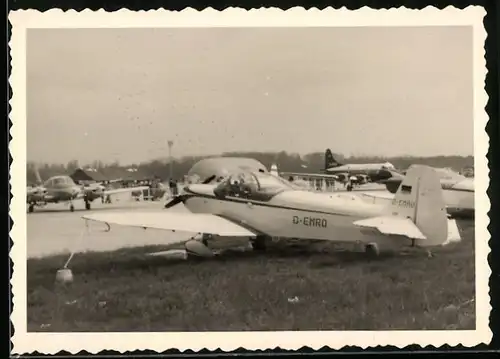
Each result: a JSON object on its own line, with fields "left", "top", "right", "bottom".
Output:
{"left": 324, "top": 149, "right": 342, "bottom": 170}
{"left": 354, "top": 165, "right": 460, "bottom": 247}
{"left": 34, "top": 163, "right": 43, "bottom": 186}
{"left": 270, "top": 164, "right": 279, "bottom": 177}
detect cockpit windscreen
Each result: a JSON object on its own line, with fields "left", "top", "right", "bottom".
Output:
{"left": 215, "top": 171, "right": 292, "bottom": 201}
{"left": 51, "top": 176, "right": 75, "bottom": 186}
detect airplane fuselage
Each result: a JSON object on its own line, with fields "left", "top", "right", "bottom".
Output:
{"left": 327, "top": 163, "right": 393, "bottom": 172}
{"left": 182, "top": 185, "right": 407, "bottom": 250}
{"left": 27, "top": 175, "right": 99, "bottom": 212}
{"left": 27, "top": 184, "right": 82, "bottom": 204}
{"left": 325, "top": 164, "right": 395, "bottom": 183}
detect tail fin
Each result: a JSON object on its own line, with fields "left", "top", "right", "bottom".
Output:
{"left": 270, "top": 164, "right": 279, "bottom": 177}
{"left": 34, "top": 163, "right": 43, "bottom": 185}
{"left": 354, "top": 165, "right": 455, "bottom": 247}
{"left": 325, "top": 149, "right": 341, "bottom": 170}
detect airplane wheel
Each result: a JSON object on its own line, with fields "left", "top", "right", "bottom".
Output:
{"left": 85, "top": 201, "right": 91, "bottom": 210}
{"left": 365, "top": 243, "right": 380, "bottom": 258}
{"left": 28, "top": 204, "right": 34, "bottom": 213}
{"left": 251, "top": 236, "right": 267, "bottom": 251}
{"left": 70, "top": 204, "right": 75, "bottom": 212}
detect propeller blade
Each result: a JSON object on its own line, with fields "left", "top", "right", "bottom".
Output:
{"left": 164, "top": 195, "right": 186, "bottom": 209}
{"left": 202, "top": 175, "right": 216, "bottom": 184}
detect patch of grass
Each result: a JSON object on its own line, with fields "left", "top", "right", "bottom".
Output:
{"left": 27, "top": 221, "right": 476, "bottom": 332}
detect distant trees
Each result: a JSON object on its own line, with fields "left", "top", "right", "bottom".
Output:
{"left": 25, "top": 152, "right": 474, "bottom": 185}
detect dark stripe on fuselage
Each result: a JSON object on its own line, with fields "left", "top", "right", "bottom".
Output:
{"left": 183, "top": 188, "right": 354, "bottom": 217}
{"left": 447, "top": 208, "right": 475, "bottom": 219}
{"left": 385, "top": 181, "right": 474, "bottom": 194}
{"left": 441, "top": 187, "right": 475, "bottom": 193}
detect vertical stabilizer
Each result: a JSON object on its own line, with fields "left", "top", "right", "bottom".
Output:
{"left": 389, "top": 165, "right": 448, "bottom": 246}
{"left": 34, "top": 163, "right": 43, "bottom": 185}
{"left": 270, "top": 164, "right": 279, "bottom": 177}
{"left": 324, "top": 149, "right": 341, "bottom": 170}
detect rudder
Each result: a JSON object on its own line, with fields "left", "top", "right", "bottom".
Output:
{"left": 388, "top": 165, "right": 448, "bottom": 246}
{"left": 324, "top": 149, "right": 341, "bottom": 170}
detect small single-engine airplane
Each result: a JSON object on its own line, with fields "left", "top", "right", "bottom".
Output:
{"left": 281, "top": 148, "right": 399, "bottom": 185}
{"left": 27, "top": 173, "right": 149, "bottom": 213}
{"left": 82, "top": 165, "right": 461, "bottom": 259}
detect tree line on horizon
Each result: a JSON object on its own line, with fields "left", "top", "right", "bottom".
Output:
{"left": 26, "top": 151, "right": 474, "bottom": 185}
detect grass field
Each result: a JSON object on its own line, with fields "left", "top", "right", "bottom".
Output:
{"left": 27, "top": 220, "right": 475, "bottom": 332}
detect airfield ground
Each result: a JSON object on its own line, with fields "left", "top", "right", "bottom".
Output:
{"left": 26, "top": 195, "right": 475, "bottom": 331}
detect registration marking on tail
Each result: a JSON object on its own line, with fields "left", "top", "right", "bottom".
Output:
{"left": 392, "top": 199, "right": 416, "bottom": 208}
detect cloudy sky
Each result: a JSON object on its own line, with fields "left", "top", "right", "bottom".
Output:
{"left": 27, "top": 26, "right": 473, "bottom": 165}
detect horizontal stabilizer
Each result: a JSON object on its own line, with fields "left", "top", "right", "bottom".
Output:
{"left": 353, "top": 216, "right": 427, "bottom": 240}
{"left": 82, "top": 211, "right": 257, "bottom": 237}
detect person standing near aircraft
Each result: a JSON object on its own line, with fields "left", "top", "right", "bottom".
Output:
{"left": 168, "top": 178, "right": 178, "bottom": 197}
{"left": 173, "top": 179, "right": 179, "bottom": 196}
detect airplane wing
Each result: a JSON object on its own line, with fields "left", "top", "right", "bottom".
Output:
{"left": 103, "top": 186, "right": 150, "bottom": 196}
{"left": 353, "top": 216, "right": 427, "bottom": 240}
{"left": 356, "top": 191, "right": 395, "bottom": 200}
{"left": 82, "top": 211, "right": 258, "bottom": 237}
{"left": 281, "top": 172, "right": 341, "bottom": 180}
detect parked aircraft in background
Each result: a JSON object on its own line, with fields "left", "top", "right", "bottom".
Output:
{"left": 26, "top": 167, "right": 148, "bottom": 213}
{"left": 131, "top": 181, "right": 167, "bottom": 201}
{"left": 83, "top": 165, "right": 461, "bottom": 260}
{"left": 269, "top": 164, "right": 279, "bottom": 177}
{"left": 281, "top": 148, "right": 400, "bottom": 185}
{"left": 375, "top": 166, "right": 475, "bottom": 219}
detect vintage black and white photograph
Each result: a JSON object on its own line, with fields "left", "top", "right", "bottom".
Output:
{"left": 9, "top": 7, "right": 491, "bottom": 354}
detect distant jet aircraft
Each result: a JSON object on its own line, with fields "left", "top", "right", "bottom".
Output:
{"left": 83, "top": 165, "right": 461, "bottom": 259}
{"left": 282, "top": 148, "right": 399, "bottom": 185}
{"left": 323, "top": 149, "right": 397, "bottom": 183}
{"left": 27, "top": 167, "right": 148, "bottom": 213}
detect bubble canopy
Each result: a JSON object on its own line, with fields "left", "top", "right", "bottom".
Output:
{"left": 44, "top": 175, "right": 76, "bottom": 187}
{"left": 213, "top": 170, "right": 294, "bottom": 201}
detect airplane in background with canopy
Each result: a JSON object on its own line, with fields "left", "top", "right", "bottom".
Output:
{"left": 27, "top": 167, "right": 148, "bottom": 213}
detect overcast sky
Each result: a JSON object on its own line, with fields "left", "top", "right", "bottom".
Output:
{"left": 27, "top": 26, "right": 473, "bottom": 165}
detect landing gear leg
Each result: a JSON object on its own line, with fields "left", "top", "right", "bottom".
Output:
{"left": 365, "top": 243, "right": 380, "bottom": 258}
{"left": 201, "top": 233, "right": 213, "bottom": 247}
{"left": 85, "top": 200, "right": 91, "bottom": 210}
{"left": 251, "top": 235, "right": 267, "bottom": 251}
